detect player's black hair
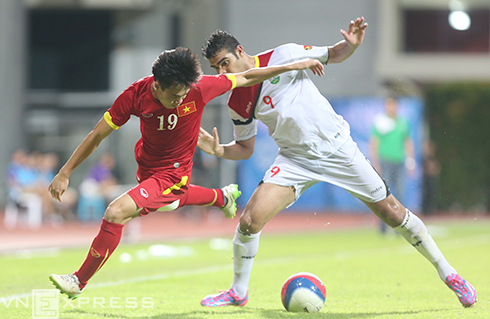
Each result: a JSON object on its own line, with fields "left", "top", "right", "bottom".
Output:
{"left": 202, "top": 29, "right": 241, "bottom": 59}
{"left": 152, "top": 47, "right": 201, "bottom": 91}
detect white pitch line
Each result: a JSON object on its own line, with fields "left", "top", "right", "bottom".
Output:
{"left": 0, "top": 293, "right": 31, "bottom": 303}
{"left": 0, "top": 247, "right": 61, "bottom": 260}
{"left": 89, "top": 264, "right": 233, "bottom": 289}
{"left": 1, "top": 233, "right": 488, "bottom": 302}
{"left": 0, "top": 264, "right": 233, "bottom": 303}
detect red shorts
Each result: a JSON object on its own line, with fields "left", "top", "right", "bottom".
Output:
{"left": 127, "top": 169, "right": 191, "bottom": 216}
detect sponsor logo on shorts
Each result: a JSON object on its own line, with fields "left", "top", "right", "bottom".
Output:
{"left": 140, "top": 188, "right": 149, "bottom": 198}
{"left": 370, "top": 186, "right": 383, "bottom": 195}
{"left": 141, "top": 113, "right": 153, "bottom": 118}
{"left": 241, "top": 254, "right": 256, "bottom": 259}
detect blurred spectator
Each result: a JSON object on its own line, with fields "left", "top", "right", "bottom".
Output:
{"left": 4, "top": 150, "right": 78, "bottom": 229}
{"left": 4, "top": 149, "right": 42, "bottom": 229}
{"left": 87, "top": 153, "right": 118, "bottom": 191}
{"left": 422, "top": 140, "right": 441, "bottom": 215}
{"left": 37, "top": 152, "right": 59, "bottom": 223}
{"left": 39, "top": 152, "right": 78, "bottom": 223}
{"left": 370, "top": 97, "right": 416, "bottom": 233}
{"left": 37, "top": 152, "right": 58, "bottom": 185}
{"left": 77, "top": 152, "right": 118, "bottom": 223}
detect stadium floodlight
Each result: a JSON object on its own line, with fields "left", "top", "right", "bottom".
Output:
{"left": 449, "top": 11, "right": 471, "bottom": 31}
{"left": 448, "top": 0, "right": 471, "bottom": 31}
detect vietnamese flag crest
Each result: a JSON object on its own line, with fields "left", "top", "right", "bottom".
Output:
{"left": 177, "top": 101, "right": 197, "bottom": 117}
{"left": 303, "top": 45, "right": 312, "bottom": 50}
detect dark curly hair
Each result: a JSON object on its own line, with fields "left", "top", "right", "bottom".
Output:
{"left": 152, "top": 47, "right": 201, "bottom": 91}
{"left": 201, "top": 29, "right": 240, "bottom": 59}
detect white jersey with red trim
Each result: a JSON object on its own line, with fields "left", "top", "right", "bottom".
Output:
{"left": 228, "top": 43, "right": 350, "bottom": 158}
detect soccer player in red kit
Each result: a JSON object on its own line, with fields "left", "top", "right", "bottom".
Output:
{"left": 47, "top": 47, "right": 324, "bottom": 299}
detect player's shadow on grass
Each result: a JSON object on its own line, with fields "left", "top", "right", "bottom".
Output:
{"left": 65, "top": 308, "right": 253, "bottom": 319}
{"left": 64, "top": 307, "right": 444, "bottom": 318}
{"left": 258, "top": 308, "right": 445, "bottom": 318}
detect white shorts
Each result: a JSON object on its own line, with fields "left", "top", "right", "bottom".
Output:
{"left": 262, "top": 137, "right": 389, "bottom": 206}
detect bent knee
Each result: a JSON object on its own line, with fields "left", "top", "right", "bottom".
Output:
{"left": 103, "top": 194, "right": 139, "bottom": 224}
{"left": 372, "top": 196, "right": 406, "bottom": 226}
{"left": 239, "top": 213, "right": 264, "bottom": 234}
{"left": 104, "top": 202, "right": 127, "bottom": 223}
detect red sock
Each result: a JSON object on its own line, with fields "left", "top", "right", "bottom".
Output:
{"left": 74, "top": 218, "right": 123, "bottom": 288}
{"left": 178, "top": 184, "right": 224, "bottom": 208}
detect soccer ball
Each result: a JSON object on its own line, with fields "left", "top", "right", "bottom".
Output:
{"left": 281, "top": 272, "right": 326, "bottom": 313}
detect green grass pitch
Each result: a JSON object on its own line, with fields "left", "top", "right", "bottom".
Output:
{"left": 0, "top": 217, "right": 488, "bottom": 318}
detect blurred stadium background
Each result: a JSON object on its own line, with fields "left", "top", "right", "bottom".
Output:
{"left": 1, "top": 0, "right": 490, "bottom": 238}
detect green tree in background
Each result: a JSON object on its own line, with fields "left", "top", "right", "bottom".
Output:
{"left": 425, "top": 83, "right": 490, "bottom": 212}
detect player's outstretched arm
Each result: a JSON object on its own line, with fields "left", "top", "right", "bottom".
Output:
{"left": 198, "top": 127, "right": 255, "bottom": 160}
{"left": 328, "top": 16, "right": 368, "bottom": 64}
{"left": 233, "top": 58, "right": 324, "bottom": 88}
{"left": 48, "top": 118, "right": 114, "bottom": 202}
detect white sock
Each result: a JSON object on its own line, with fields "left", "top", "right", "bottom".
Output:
{"left": 231, "top": 224, "right": 261, "bottom": 298}
{"left": 394, "top": 209, "right": 456, "bottom": 281}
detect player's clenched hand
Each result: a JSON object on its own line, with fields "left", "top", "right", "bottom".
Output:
{"left": 48, "top": 173, "right": 69, "bottom": 202}
{"left": 197, "top": 127, "right": 223, "bottom": 156}
{"left": 340, "top": 16, "right": 368, "bottom": 47}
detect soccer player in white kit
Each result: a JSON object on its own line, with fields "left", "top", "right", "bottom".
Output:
{"left": 199, "top": 17, "right": 476, "bottom": 308}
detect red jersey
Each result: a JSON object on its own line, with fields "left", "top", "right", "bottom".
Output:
{"left": 104, "top": 74, "right": 236, "bottom": 176}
